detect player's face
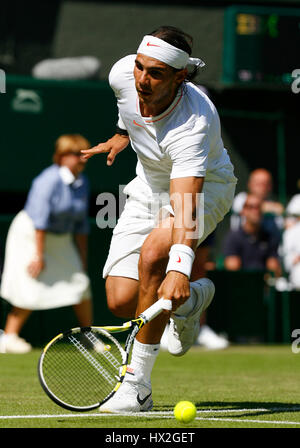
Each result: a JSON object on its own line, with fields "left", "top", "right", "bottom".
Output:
{"left": 134, "top": 54, "right": 186, "bottom": 114}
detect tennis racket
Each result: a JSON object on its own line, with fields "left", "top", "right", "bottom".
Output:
{"left": 38, "top": 298, "right": 172, "bottom": 412}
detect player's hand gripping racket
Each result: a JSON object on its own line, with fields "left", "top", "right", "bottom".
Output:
{"left": 38, "top": 298, "right": 172, "bottom": 412}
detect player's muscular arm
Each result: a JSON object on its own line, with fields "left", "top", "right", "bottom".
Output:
{"left": 170, "top": 176, "right": 204, "bottom": 249}
{"left": 81, "top": 133, "right": 130, "bottom": 166}
{"left": 157, "top": 176, "right": 204, "bottom": 309}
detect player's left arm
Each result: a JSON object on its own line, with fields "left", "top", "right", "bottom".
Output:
{"left": 157, "top": 176, "right": 204, "bottom": 310}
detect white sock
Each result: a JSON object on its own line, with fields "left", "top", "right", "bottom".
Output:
{"left": 127, "top": 339, "right": 160, "bottom": 386}
{"left": 174, "top": 285, "right": 197, "bottom": 317}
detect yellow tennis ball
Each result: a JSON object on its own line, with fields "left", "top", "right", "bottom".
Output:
{"left": 174, "top": 401, "right": 197, "bottom": 423}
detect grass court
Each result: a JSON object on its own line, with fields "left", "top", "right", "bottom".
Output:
{"left": 1, "top": 344, "right": 300, "bottom": 429}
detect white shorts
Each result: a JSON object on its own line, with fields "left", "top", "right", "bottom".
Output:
{"left": 103, "top": 176, "right": 236, "bottom": 280}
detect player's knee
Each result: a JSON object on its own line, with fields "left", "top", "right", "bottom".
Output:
{"left": 139, "top": 244, "right": 168, "bottom": 276}
{"left": 105, "top": 278, "right": 138, "bottom": 319}
{"left": 106, "top": 294, "right": 137, "bottom": 319}
{"left": 107, "top": 298, "right": 128, "bottom": 318}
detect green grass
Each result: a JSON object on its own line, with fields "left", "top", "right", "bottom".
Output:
{"left": 1, "top": 345, "right": 300, "bottom": 428}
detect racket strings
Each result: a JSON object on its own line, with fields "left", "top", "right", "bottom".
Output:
{"left": 68, "top": 334, "right": 116, "bottom": 385}
{"left": 84, "top": 331, "right": 121, "bottom": 370}
{"left": 41, "top": 330, "right": 123, "bottom": 408}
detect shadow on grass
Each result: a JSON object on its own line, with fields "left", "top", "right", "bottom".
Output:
{"left": 156, "top": 401, "right": 300, "bottom": 419}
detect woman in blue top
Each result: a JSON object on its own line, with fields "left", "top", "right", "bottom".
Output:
{"left": 0, "top": 134, "right": 93, "bottom": 353}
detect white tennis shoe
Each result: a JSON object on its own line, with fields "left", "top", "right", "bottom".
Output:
{"left": 0, "top": 332, "right": 32, "bottom": 354}
{"left": 99, "top": 379, "right": 153, "bottom": 413}
{"left": 168, "top": 278, "right": 215, "bottom": 356}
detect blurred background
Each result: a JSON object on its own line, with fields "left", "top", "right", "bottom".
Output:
{"left": 0, "top": 0, "right": 299, "bottom": 347}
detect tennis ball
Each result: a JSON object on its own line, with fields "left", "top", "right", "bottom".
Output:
{"left": 174, "top": 401, "right": 197, "bottom": 423}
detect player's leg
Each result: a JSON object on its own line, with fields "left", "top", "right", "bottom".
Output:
{"left": 98, "top": 276, "right": 153, "bottom": 413}
{"left": 100, "top": 218, "right": 214, "bottom": 412}
{"left": 121, "top": 220, "right": 173, "bottom": 408}
{"left": 135, "top": 218, "right": 214, "bottom": 350}
{"left": 99, "top": 219, "right": 173, "bottom": 413}
{"left": 135, "top": 217, "right": 173, "bottom": 344}
{"left": 105, "top": 276, "right": 139, "bottom": 319}
{"left": 136, "top": 218, "right": 213, "bottom": 344}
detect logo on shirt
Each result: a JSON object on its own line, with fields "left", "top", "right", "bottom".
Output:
{"left": 133, "top": 119, "right": 144, "bottom": 128}
{"left": 147, "top": 42, "right": 160, "bottom": 47}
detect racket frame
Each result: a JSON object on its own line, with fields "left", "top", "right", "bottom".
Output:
{"left": 38, "top": 298, "right": 172, "bottom": 411}
{"left": 38, "top": 327, "right": 125, "bottom": 412}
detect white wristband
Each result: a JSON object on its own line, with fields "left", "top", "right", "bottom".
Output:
{"left": 166, "top": 244, "right": 195, "bottom": 279}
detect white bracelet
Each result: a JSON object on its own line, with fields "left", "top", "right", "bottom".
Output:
{"left": 166, "top": 244, "right": 195, "bottom": 279}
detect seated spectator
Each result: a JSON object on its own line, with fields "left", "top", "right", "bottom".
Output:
{"left": 223, "top": 194, "right": 282, "bottom": 277}
{"left": 231, "top": 168, "right": 284, "bottom": 236}
{"left": 282, "top": 194, "right": 300, "bottom": 290}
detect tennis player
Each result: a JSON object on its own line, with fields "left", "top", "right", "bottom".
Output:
{"left": 82, "top": 26, "right": 237, "bottom": 412}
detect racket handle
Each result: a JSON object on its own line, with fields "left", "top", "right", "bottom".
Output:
{"left": 140, "top": 298, "right": 172, "bottom": 323}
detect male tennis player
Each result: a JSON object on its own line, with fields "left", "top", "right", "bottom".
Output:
{"left": 82, "top": 26, "right": 237, "bottom": 412}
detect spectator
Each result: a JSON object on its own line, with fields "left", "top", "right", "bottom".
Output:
{"left": 223, "top": 193, "right": 282, "bottom": 277}
{"left": 282, "top": 194, "right": 300, "bottom": 290}
{"left": 0, "top": 134, "right": 93, "bottom": 353}
{"left": 231, "top": 168, "right": 284, "bottom": 236}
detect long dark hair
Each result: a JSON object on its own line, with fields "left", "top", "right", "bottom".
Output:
{"left": 150, "top": 25, "right": 200, "bottom": 82}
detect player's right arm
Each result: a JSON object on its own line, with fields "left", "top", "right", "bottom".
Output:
{"left": 82, "top": 55, "right": 137, "bottom": 165}
{"left": 82, "top": 56, "right": 135, "bottom": 166}
{"left": 81, "top": 133, "right": 129, "bottom": 166}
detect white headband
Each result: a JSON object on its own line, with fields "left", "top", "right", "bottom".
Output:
{"left": 137, "top": 35, "right": 205, "bottom": 70}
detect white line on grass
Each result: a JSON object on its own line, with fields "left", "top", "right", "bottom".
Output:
{"left": 1, "top": 407, "right": 300, "bottom": 427}
{"left": 198, "top": 407, "right": 300, "bottom": 414}
{"left": 195, "top": 417, "right": 300, "bottom": 426}
{"left": 0, "top": 409, "right": 267, "bottom": 419}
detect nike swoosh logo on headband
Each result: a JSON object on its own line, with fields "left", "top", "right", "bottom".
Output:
{"left": 147, "top": 42, "right": 160, "bottom": 47}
